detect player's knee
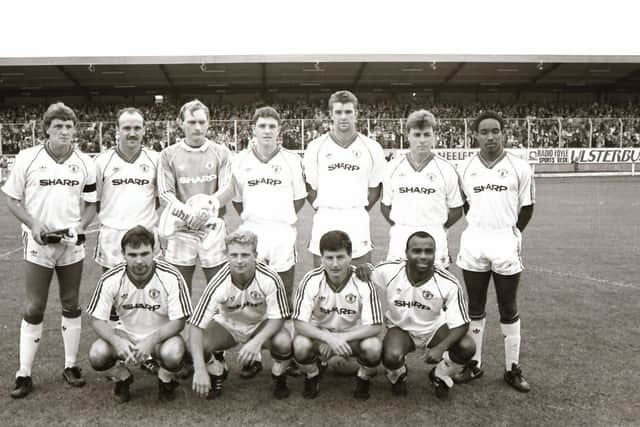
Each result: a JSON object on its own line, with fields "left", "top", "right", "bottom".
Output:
{"left": 359, "top": 337, "right": 382, "bottom": 365}
{"left": 159, "top": 336, "right": 185, "bottom": 372}
{"left": 89, "top": 339, "right": 116, "bottom": 371}
{"left": 382, "top": 344, "right": 407, "bottom": 369}
{"left": 293, "top": 335, "right": 314, "bottom": 363}
{"left": 498, "top": 301, "right": 519, "bottom": 323}
{"left": 449, "top": 335, "right": 476, "bottom": 364}
{"left": 24, "top": 303, "right": 46, "bottom": 324}
{"left": 271, "top": 330, "right": 292, "bottom": 358}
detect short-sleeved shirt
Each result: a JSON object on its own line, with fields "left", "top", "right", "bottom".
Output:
{"left": 189, "top": 262, "right": 290, "bottom": 332}
{"left": 232, "top": 146, "right": 307, "bottom": 225}
{"left": 157, "top": 139, "right": 231, "bottom": 207}
{"left": 86, "top": 260, "right": 192, "bottom": 342}
{"left": 459, "top": 152, "right": 535, "bottom": 230}
{"left": 95, "top": 147, "right": 159, "bottom": 230}
{"left": 382, "top": 153, "right": 463, "bottom": 227}
{"left": 1, "top": 144, "right": 97, "bottom": 232}
{"left": 292, "top": 266, "right": 384, "bottom": 332}
{"left": 371, "top": 260, "right": 469, "bottom": 336}
{"left": 302, "top": 132, "right": 385, "bottom": 209}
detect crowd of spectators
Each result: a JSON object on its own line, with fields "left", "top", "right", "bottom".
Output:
{"left": 2, "top": 100, "right": 640, "bottom": 154}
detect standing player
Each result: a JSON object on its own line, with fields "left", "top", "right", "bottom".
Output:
{"left": 94, "top": 107, "right": 160, "bottom": 270}
{"left": 157, "top": 99, "right": 231, "bottom": 291}
{"left": 371, "top": 231, "right": 474, "bottom": 400}
{"left": 381, "top": 110, "right": 463, "bottom": 268}
{"left": 87, "top": 226, "right": 191, "bottom": 403}
{"left": 292, "top": 231, "right": 384, "bottom": 400}
{"left": 303, "top": 90, "right": 386, "bottom": 267}
{"left": 2, "top": 103, "right": 97, "bottom": 398}
{"left": 188, "top": 230, "right": 292, "bottom": 400}
{"left": 455, "top": 111, "right": 535, "bottom": 392}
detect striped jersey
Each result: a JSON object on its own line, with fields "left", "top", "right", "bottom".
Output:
{"left": 94, "top": 147, "right": 159, "bottom": 230}
{"left": 371, "top": 260, "right": 469, "bottom": 336}
{"left": 157, "top": 139, "right": 231, "bottom": 207}
{"left": 86, "top": 260, "right": 192, "bottom": 342}
{"left": 459, "top": 152, "right": 535, "bottom": 229}
{"left": 302, "top": 132, "right": 385, "bottom": 209}
{"left": 1, "top": 143, "right": 97, "bottom": 232}
{"left": 189, "top": 262, "right": 290, "bottom": 334}
{"left": 382, "top": 153, "right": 463, "bottom": 227}
{"left": 292, "top": 266, "right": 384, "bottom": 332}
{"left": 232, "top": 146, "right": 307, "bottom": 225}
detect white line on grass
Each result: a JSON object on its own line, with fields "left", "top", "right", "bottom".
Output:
{"left": 528, "top": 265, "right": 638, "bottom": 290}
{"left": 0, "top": 228, "right": 100, "bottom": 260}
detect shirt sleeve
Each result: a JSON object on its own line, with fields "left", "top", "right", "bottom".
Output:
{"left": 216, "top": 145, "right": 232, "bottom": 190}
{"left": 302, "top": 140, "right": 319, "bottom": 190}
{"left": 290, "top": 155, "right": 308, "bottom": 200}
{"left": 291, "top": 274, "right": 317, "bottom": 322}
{"left": 518, "top": 161, "right": 535, "bottom": 207}
{"left": 94, "top": 156, "right": 104, "bottom": 202}
{"left": 189, "top": 274, "right": 226, "bottom": 329}
{"left": 157, "top": 149, "right": 181, "bottom": 207}
{"left": 82, "top": 155, "right": 97, "bottom": 203}
{"left": 444, "top": 281, "right": 470, "bottom": 330}
{"left": 358, "top": 279, "right": 384, "bottom": 326}
{"left": 166, "top": 270, "right": 193, "bottom": 320}
{"left": 85, "top": 273, "right": 117, "bottom": 321}
{"left": 368, "top": 142, "right": 385, "bottom": 188}
{"left": 381, "top": 160, "right": 394, "bottom": 206}
{"left": 0, "top": 150, "right": 27, "bottom": 200}
{"left": 444, "top": 163, "right": 464, "bottom": 208}
{"left": 264, "top": 272, "right": 291, "bottom": 320}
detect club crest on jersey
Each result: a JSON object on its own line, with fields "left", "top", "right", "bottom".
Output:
{"left": 422, "top": 290, "right": 434, "bottom": 300}
{"left": 250, "top": 290, "right": 263, "bottom": 300}
{"left": 205, "top": 161, "right": 215, "bottom": 170}
{"left": 271, "top": 165, "right": 282, "bottom": 174}
{"left": 148, "top": 289, "right": 160, "bottom": 300}
{"left": 345, "top": 293, "right": 357, "bottom": 304}
{"left": 425, "top": 172, "right": 437, "bottom": 182}
{"left": 140, "top": 163, "right": 149, "bottom": 173}
{"left": 68, "top": 164, "right": 80, "bottom": 174}
{"left": 497, "top": 168, "right": 509, "bottom": 178}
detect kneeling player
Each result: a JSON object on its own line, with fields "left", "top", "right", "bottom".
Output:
{"left": 86, "top": 226, "right": 192, "bottom": 403}
{"left": 189, "top": 230, "right": 292, "bottom": 400}
{"left": 292, "top": 230, "right": 384, "bottom": 400}
{"left": 371, "top": 231, "right": 474, "bottom": 400}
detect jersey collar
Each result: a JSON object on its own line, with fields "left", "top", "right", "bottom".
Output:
{"left": 44, "top": 141, "right": 74, "bottom": 164}
{"left": 324, "top": 268, "right": 353, "bottom": 293}
{"left": 405, "top": 152, "right": 434, "bottom": 172}
{"left": 180, "top": 138, "right": 211, "bottom": 152}
{"left": 404, "top": 263, "right": 434, "bottom": 287}
{"left": 126, "top": 262, "right": 157, "bottom": 289}
{"left": 477, "top": 150, "right": 506, "bottom": 169}
{"left": 115, "top": 146, "right": 143, "bottom": 163}
{"left": 231, "top": 272, "right": 256, "bottom": 291}
{"left": 252, "top": 145, "right": 280, "bottom": 164}
{"left": 329, "top": 131, "right": 358, "bottom": 149}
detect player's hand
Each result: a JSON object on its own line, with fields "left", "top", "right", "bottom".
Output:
{"left": 325, "top": 335, "right": 352, "bottom": 358}
{"left": 192, "top": 368, "right": 211, "bottom": 398}
{"left": 355, "top": 263, "right": 374, "bottom": 282}
{"left": 237, "top": 339, "right": 262, "bottom": 366}
{"left": 318, "top": 343, "right": 333, "bottom": 360}
{"left": 186, "top": 210, "right": 210, "bottom": 231}
{"left": 422, "top": 346, "right": 445, "bottom": 364}
{"left": 114, "top": 337, "right": 137, "bottom": 364}
{"left": 31, "top": 222, "right": 49, "bottom": 245}
{"left": 132, "top": 336, "right": 156, "bottom": 364}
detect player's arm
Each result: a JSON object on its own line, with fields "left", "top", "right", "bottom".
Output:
{"left": 293, "top": 197, "right": 306, "bottom": 213}
{"left": 5, "top": 196, "right": 48, "bottom": 244}
{"left": 294, "top": 320, "right": 353, "bottom": 357}
{"left": 334, "top": 323, "right": 383, "bottom": 342}
{"left": 444, "top": 206, "right": 463, "bottom": 229}
{"left": 305, "top": 183, "right": 317, "bottom": 207}
{"left": 516, "top": 205, "right": 534, "bottom": 232}
{"left": 366, "top": 184, "right": 382, "bottom": 211}
{"left": 380, "top": 202, "right": 394, "bottom": 225}
{"left": 79, "top": 201, "right": 96, "bottom": 231}
{"left": 424, "top": 323, "right": 469, "bottom": 364}
{"left": 232, "top": 201, "right": 243, "bottom": 215}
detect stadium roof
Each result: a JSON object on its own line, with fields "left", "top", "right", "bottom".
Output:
{"left": 1, "top": 55, "right": 640, "bottom": 97}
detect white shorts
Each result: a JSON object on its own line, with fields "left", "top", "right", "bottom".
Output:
{"left": 456, "top": 226, "right": 523, "bottom": 275}
{"left": 238, "top": 221, "right": 297, "bottom": 272}
{"left": 94, "top": 225, "right": 162, "bottom": 268}
{"left": 164, "top": 223, "right": 226, "bottom": 269}
{"left": 22, "top": 230, "right": 85, "bottom": 268}
{"left": 386, "top": 224, "right": 450, "bottom": 268}
{"left": 213, "top": 315, "right": 261, "bottom": 345}
{"left": 386, "top": 321, "right": 446, "bottom": 350}
{"left": 309, "top": 207, "right": 372, "bottom": 258}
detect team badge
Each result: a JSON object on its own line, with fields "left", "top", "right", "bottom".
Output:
{"left": 250, "top": 290, "right": 262, "bottom": 300}
{"left": 271, "top": 165, "right": 282, "bottom": 174}
{"left": 148, "top": 289, "right": 160, "bottom": 300}
{"left": 425, "top": 172, "right": 437, "bottom": 182}
{"left": 345, "top": 293, "right": 357, "bottom": 304}
{"left": 140, "top": 163, "right": 149, "bottom": 173}
{"left": 68, "top": 164, "right": 80, "bottom": 174}
{"left": 422, "top": 290, "right": 434, "bottom": 300}
{"left": 498, "top": 168, "right": 509, "bottom": 178}
{"left": 205, "top": 161, "right": 215, "bottom": 170}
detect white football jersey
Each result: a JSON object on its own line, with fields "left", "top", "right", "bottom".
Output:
{"left": 86, "top": 260, "right": 192, "bottom": 342}
{"left": 95, "top": 147, "right": 159, "bottom": 230}
{"left": 189, "top": 262, "right": 290, "bottom": 335}
{"left": 371, "top": 260, "right": 469, "bottom": 336}
{"left": 292, "top": 266, "right": 384, "bottom": 332}
{"left": 459, "top": 152, "right": 535, "bottom": 229}
{"left": 302, "top": 132, "right": 385, "bottom": 209}
{"left": 1, "top": 144, "right": 97, "bottom": 232}
{"left": 232, "top": 146, "right": 307, "bottom": 225}
{"left": 382, "top": 153, "right": 463, "bottom": 227}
